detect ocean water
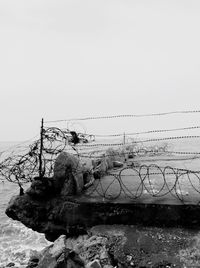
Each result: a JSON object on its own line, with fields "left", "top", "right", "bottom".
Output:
{"left": 1, "top": 137, "right": 200, "bottom": 267}
{"left": 0, "top": 142, "right": 51, "bottom": 268}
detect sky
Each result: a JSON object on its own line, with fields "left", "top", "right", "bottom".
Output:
{"left": 1, "top": 0, "right": 200, "bottom": 141}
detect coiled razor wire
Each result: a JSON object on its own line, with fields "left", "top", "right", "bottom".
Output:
{"left": 83, "top": 164, "right": 200, "bottom": 204}
{"left": 1, "top": 126, "right": 200, "bottom": 204}
{"left": 0, "top": 126, "right": 200, "bottom": 183}
{"left": 0, "top": 127, "right": 92, "bottom": 184}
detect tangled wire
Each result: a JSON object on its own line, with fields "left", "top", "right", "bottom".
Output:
{"left": 0, "top": 127, "right": 94, "bottom": 184}
{"left": 84, "top": 164, "right": 200, "bottom": 204}
{"left": 1, "top": 125, "right": 200, "bottom": 206}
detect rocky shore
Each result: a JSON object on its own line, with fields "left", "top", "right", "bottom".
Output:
{"left": 4, "top": 151, "right": 200, "bottom": 267}
{"left": 24, "top": 225, "right": 200, "bottom": 268}
{"left": 3, "top": 224, "right": 200, "bottom": 268}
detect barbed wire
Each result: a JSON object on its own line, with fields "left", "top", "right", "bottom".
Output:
{"left": 135, "top": 156, "right": 200, "bottom": 162}
{"left": 0, "top": 139, "right": 40, "bottom": 184}
{"left": 83, "top": 164, "right": 200, "bottom": 204}
{"left": 73, "top": 135, "right": 200, "bottom": 149}
{"left": 86, "top": 125, "right": 200, "bottom": 138}
{"left": 0, "top": 127, "right": 87, "bottom": 184}
{"left": 1, "top": 127, "right": 200, "bottom": 183}
{"left": 0, "top": 124, "right": 200, "bottom": 208}
{"left": 44, "top": 109, "right": 200, "bottom": 123}
{"left": 75, "top": 150, "right": 200, "bottom": 160}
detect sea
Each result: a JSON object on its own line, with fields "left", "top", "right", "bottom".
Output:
{"left": 1, "top": 137, "right": 200, "bottom": 267}
{"left": 0, "top": 142, "right": 51, "bottom": 268}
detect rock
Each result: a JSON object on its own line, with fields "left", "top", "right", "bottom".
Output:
{"left": 95, "top": 158, "right": 108, "bottom": 175}
{"left": 37, "top": 247, "right": 57, "bottom": 268}
{"left": 6, "top": 263, "right": 15, "bottom": 267}
{"left": 25, "top": 152, "right": 86, "bottom": 199}
{"left": 26, "top": 260, "right": 38, "bottom": 268}
{"left": 53, "top": 152, "right": 84, "bottom": 195}
{"left": 99, "top": 251, "right": 108, "bottom": 260}
{"left": 66, "top": 250, "right": 85, "bottom": 267}
{"left": 86, "top": 260, "right": 102, "bottom": 268}
{"left": 60, "top": 233, "right": 112, "bottom": 266}
{"left": 112, "top": 161, "right": 123, "bottom": 168}
{"left": 93, "top": 148, "right": 123, "bottom": 176}
{"left": 56, "top": 250, "right": 84, "bottom": 268}
{"left": 36, "top": 235, "right": 84, "bottom": 268}
{"left": 7, "top": 188, "right": 200, "bottom": 242}
{"left": 26, "top": 177, "right": 55, "bottom": 199}
{"left": 49, "top": 235, "right": 66, "bottom": 258}
{"left": 23, "top": 225, "right": 198, "bottom": 268}
{"left": 6, "top": 154, "right": 200, "bottom": 268}
{"left": 29, "top": 257, "right": 39, "bottom": 263}
{"left": 106, "top": 148, "right": 121, "bottom": 162}
{"left": 74, "top": 235, "right": 109, "bottom": 263}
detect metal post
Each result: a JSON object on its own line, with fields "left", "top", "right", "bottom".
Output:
{"left": 39, "top": 118, "right": 44, "bottom": 178}
{"left": 123, "top": 132, "right": 126, "bottom": 162}
{"left": 123, "top": 132, "right": 126, "bottom": 145}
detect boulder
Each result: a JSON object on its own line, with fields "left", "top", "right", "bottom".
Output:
{"left": 25, "top": 152, "right": 85, "bottom": 200}
{"left": 93, "top": 148, "right": 123, "bottom": 176}
{"left": 49, "top": 235, "right": 66, "bottom": 258}
{"left": 53, "top": 152, "right": 84, "bottom": 195}
{"left": 6, "top": 263, "right": 15, "bottom": 267}
{"left": 24, "top": 225, "right": 193, "bottom": 268}
{"left": 36, "top": 235, "right": 84, "bottom": 268}
{"left": 26, "top": 177, "right": 55, "bottom": 199}
{"left": 112, "top": 161, "right": 123, "bottom": 168}
{"left": 86, "top": 260, "right": 102, "bottom": 268}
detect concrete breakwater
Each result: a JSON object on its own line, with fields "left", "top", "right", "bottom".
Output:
{"left": 5, "top": 151, "right": 200, "bottom": 267}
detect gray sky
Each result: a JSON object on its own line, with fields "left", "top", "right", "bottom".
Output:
{"left": 1, "top": 0, "right": 200, "bottom": 141}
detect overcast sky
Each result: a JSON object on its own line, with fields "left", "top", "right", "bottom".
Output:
{"left": 1, "top": 0, "right": 200, "bottom": 141}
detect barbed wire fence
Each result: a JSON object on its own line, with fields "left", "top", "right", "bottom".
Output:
{"left": 1, "top": 110, "right": 200, "bottom": 204}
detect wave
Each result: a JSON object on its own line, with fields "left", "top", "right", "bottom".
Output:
{"left": 0, "top": 219, "right": 51, "bottom": 267}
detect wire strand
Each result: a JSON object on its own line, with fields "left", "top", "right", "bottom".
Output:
{"left": 44, "top": 109, "right": 200, "bottom": 123}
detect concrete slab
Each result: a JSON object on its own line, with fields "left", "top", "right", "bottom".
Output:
{"left": 75, "top": 165, "right": 200, "bottom": 205}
